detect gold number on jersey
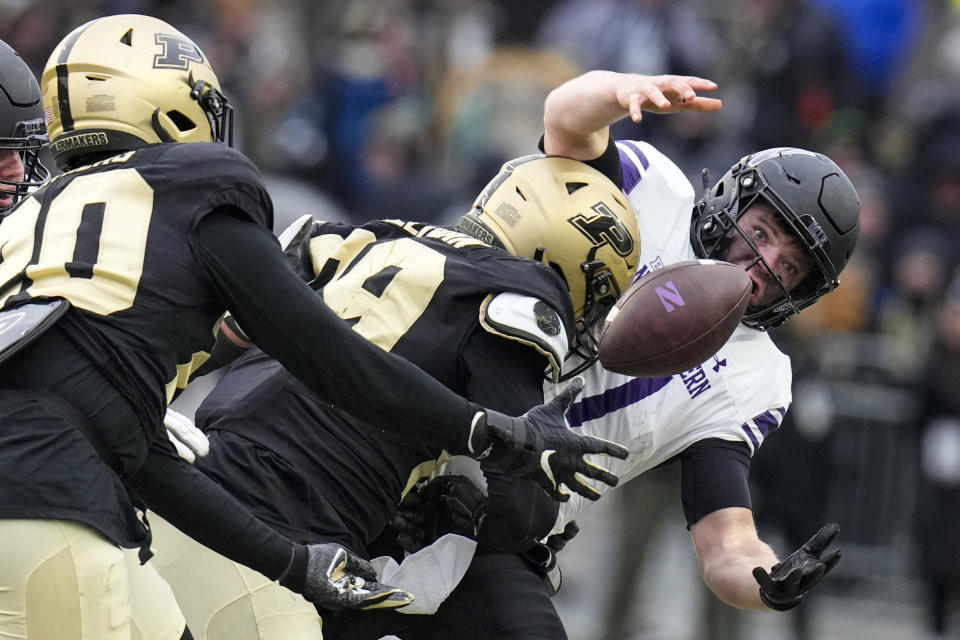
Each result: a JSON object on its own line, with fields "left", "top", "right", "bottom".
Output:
{"left": 0, "top": 169, "right": 153, "bottom": 314}
{"left": 312, "top": 232, "right": 446, "bottom": 351}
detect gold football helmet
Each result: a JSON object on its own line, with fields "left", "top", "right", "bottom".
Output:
{"left": 457, "top": 155, "right": 639, "bottom": 377}
{"left": 41, "top": 14, "right": 233, "bottom": 170}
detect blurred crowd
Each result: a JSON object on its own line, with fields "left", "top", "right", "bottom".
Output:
{"left": 4, "top": 0, "right": 960, "bottom": 637}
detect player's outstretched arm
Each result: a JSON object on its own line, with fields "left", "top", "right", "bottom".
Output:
{"left": 129, "top": 443, "right": 413, "bottom": 611}
{"left": 690, "top": 507, "right": 841, "bottom": 610}
{"left": 543, "top": 70, "right": 722, "bottom": 161}
{"left": 190, "top": 213, "right": 627, "bottom": 501}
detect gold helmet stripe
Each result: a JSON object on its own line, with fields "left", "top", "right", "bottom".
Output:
{"left": 53, "top": 22, "right": 94, "bottom": 133}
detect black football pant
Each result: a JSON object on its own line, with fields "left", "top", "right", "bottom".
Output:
{"left": 323, "top": 552, "right": 567, "bottom": 640}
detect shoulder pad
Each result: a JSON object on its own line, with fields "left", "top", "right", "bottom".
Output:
{"left": 276, "top": 213, "right": 319, "bottom": 281}
{"left": 277, "top": 213, "right": 315, "bottom": 250}
{"left": 479, "top": 292, "right": 570, "bottom": 382}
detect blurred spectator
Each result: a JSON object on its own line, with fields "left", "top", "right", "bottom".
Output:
{"left": 718, "top": 0, "right": 855, "bottom": 151}
{"left": 915, "top": 275, "right": 960, "bottom": 639}
{"left": 535, "top": 0, "right": 720, "bottom": 78}
{"left": 432, "top": 48, "right": 578, "bottom": 193}
{"left": 811, "top": 0, "right": 923, "bottom": 112}
{"left": 786, "top": 166, "right": 892, "bottom": 339}
{"left": 535, "top": 0, "right": 722, "bottom": 146}
{"left": 883, "top": 0, "right": 960, "bottom": 139}
{"left": 911, "top": 109, "right": 960, "bottom": 247}
{"left": 873, "top": 227, "right": 951, "bottom": 381}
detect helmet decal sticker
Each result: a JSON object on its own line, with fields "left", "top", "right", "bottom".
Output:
{"left": 153, "top": 34, "right": 205, "bottom": 70}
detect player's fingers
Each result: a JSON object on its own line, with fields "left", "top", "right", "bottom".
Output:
{"left": 567, "top": 472, "right": 603, "bottom": 501}
{"left": 628, "top": 92, "right": 645, "bottom": 122}
{"left": 803, "top": 522, "right": 839, "bottom": 554}
{"left": 340, "top": 550, "right": 378, "bottom": 581}
{"left": 561, "top": 520, "right": 580, "bottom": 540}
{"left": 779, "top": 566, "right": 803, "bottom": 594}
{"left": 684, "top": 96, "right": 723, "bottom": 112}
{"left": 799, "top": 562, "right": 826, "bottom": 592}
{"left": 571, "top": 458, "right": 619, "bottom": 489}
{"left": 752, "top": 566, "right": 777, "bottom": 592}
{"left": 167, "top": 431, "right": 196, "bottom": 463}
{"left": 820, "top": 548, "right": 842, "bottom": 574}
{"left": 540, "top": 474, "right": 571, "bottom": 503}
{"left": 355, "top": 586, "right": 416, "bottom": 610}
{"left": 643, "top": 84, "right": 671, "bottom": 110}
{"left": 683, "top": 76, "right": 719, "bottom": 92}
{"left": 551, "top": 377, "right": 585, "bottom": 412}
{"left": 391, "top": 513, "right": 421, "bottom": 532}
{"left": 656, "top": 76, "right": 697, "bottom": 103}
{"left": 579, "top": 434, "right": 629, "bottom": 459}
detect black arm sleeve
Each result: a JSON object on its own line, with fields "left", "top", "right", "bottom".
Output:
{"left": 189, "top": 210, "right": 479, "bottom": 453}
{"left": 127, "top": 442, "right": 295, "bottom": 581}
{"left": 189, "top": 323, "right": 250, "bottom": 379}
{"left": 462, "top": 327, "right": 559, "bottom": 551}
{"left": 679, "top": 438, "right": 753, "bottom": 528}
{"left": 538, "top": 131, "right": 622, "bottom": 189}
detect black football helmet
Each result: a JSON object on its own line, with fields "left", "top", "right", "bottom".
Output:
{"left": 0, "top": 39, "right": 48, "bottom": 214}
{"left": 691, "top": 147, "right": 859, "bottom": 330}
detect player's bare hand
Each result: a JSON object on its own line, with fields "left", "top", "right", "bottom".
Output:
{"left": 615, "top": 74, "right": 722, "bottom": 122}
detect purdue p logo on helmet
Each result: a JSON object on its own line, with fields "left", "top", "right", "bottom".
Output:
{"left": 41, "top": 14, "right": 234, "bottom": 171}
{"left": 457, "top": 155, "right": 640, "bottom": 377}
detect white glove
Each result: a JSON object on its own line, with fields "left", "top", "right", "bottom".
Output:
{"left": 164, "top": 407, "right": 209, "bottom": 463}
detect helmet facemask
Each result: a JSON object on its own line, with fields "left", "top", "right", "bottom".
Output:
{"left": 0, "top": 119, "right": 49, "bottom": 215}
{"left": 187, "top": 72, "right": 233, "bottom": 146}
{"left": 562, "top": 255, "right": 624, "bottom": 380}
{"left": 0, "top": 38, "right": 49, "bottom": 214}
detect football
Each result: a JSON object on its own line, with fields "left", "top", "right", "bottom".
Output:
{"left": 598, "top": 260, "right": 751, "bottom": 377}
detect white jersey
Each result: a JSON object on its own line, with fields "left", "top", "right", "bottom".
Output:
{"left": 545, "top": 140, "right": 793, "bottom": 533}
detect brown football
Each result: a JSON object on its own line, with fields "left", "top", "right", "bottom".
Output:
{"left": 598, "top": 260, "right": 751, "bottom": 377}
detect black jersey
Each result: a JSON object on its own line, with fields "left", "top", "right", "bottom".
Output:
{"left": 196, "top": 218, "right": 573, "bottom": 551}
{"left": 0, "top": 143, "right": 272, "bottom": 546}
{"left": 0, "top": 142, "right": 272, "bottom": 430}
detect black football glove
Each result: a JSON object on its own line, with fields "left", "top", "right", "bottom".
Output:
{"left": 285, "top": 543, "right": 415, "bottom": 611}
{"left": 545, "top": 520, "right": 580, "bottom": 554}
{"left": 468, "top": 379, "right": 628, "bottom": 502}
{"left": 518, "top": 520, "right": 580, "bottom": 597}
{"left": 752, "top": 522, "right": 842, "bottom": 611}
{"left": 393, "top": 475, "right": 487, "bottom": 553}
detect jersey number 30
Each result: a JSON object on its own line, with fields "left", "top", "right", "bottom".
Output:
{"left": 0, "top": 169, "right": 153, "bottom": 314}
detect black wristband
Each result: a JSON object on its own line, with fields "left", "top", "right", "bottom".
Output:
{"left": 190, "top": 328, "right": 250, "bottom": 379}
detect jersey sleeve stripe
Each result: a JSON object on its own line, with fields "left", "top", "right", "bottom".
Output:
{"left": 739, "top": 407, "right": 786, "bottom": 452}
{"left": 741, "top": 422, "right": 760, "bottom": 450}
{"left": 616, "top": 140, "right": 650, "bottom": 193}
{"left": 566, "top": 376, "right": 673, "bottom": 428}
{"left": 754, "top": 409, "right": 785, "bottom": 436}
